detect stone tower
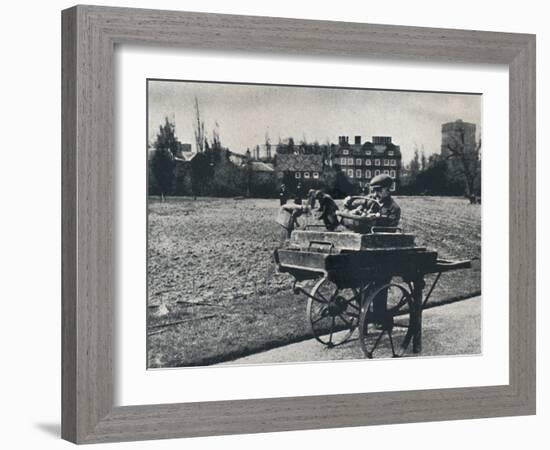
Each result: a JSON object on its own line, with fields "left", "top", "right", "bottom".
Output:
{"left": 441, "top": 120, "right": 477, "bottom": 157}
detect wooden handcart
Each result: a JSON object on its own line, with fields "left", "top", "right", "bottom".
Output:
{"left": 274, "top": 222, "right": 471, "bottom": 359}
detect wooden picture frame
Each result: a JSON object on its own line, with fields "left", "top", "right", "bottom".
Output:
{"left": 61, "top": 5, "right": 536, "bottom": 444}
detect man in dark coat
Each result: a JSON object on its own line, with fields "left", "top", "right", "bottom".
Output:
{"left": 366, "top": 174, "right": 401, "bottom": 325}
{"left": 279, "top": 183, "right": 288, "bottom": 206}
{"left": 368, "top": 174, "right": 401, "bottom": 227}
{"left": 294, "top": 182, "right": 304, "bottom": 205}
{"left": 315, "top": 190, "right": 339, "bottom": 231}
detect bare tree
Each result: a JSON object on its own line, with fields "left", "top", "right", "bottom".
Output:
{"left": 212, "top": 121, "right": 220, "bottom": 148}
{"left": 264, "top": 131, "right": 271, "bottom": 159}
{"left": 288, "top": 137, "right": 296, "bottom": 154}
{"left": 409, "top": 144, "right": 420, "bottom": 181}
{"left": 444, "top": 127, "right": 481, "bottom": 201}
{"left": 193, "top": 97, "right": 205, "bottom": 153}
{"left": 420, "top": 145, "right": 427, "bottom": 171}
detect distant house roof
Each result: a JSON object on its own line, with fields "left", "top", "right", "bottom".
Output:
{"left": 228, "top": 151, "right": 247, "bottom": 166}
{"left": 276, "top": 154, "right": 323, "bottom": 172}
{"left": 250, "top": 161, "right": 275, "bottom": 172}
{"left": 174, "top": 151, "right": 199, "bottom": 163}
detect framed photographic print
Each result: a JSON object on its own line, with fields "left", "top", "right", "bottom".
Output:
{"left": 62, "top": 5, "right": 535, "bottom": 444}
{"left": 145, "top": 79, "right": 483, "bottom": 367}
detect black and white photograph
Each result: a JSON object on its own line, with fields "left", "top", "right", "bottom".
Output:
{"left": 2, "top": 0, "right": 545, "bottom": 447}
{"left": 146, "top": 79, "right": 482, "bottom": 368}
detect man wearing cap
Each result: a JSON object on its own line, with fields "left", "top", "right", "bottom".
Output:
{"left": 368, "top": 174, "right": 401, "bottom": 227}
{"left": 367, "top": 174, "right": 401, "bottom": 326}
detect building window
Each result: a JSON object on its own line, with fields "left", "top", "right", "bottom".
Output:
{"left": 340, "top": 157, "right": 347, "bottom": 165}
{"left": 355, "top": 158, "right": 362, "bottom": 165}
{"left": 384, "top": 159, "right": 389, "bottom": 166}
{"left": 365, "top": 159, "right": 372, "bottom": 166}
{"left": 356, "top": 169, "right": 362, "bottom": 178}
{"left": 375, "top": 159, "right": 381, "bottom": 166}
{"left": 304, "top": 172, "right": 310, "bottom": 179}
{"left": 295, "top": 172, "right": 301, "bottom": 179}
{"left": 384, "top": 170, "right": 389, "bottom": 175}
{"left": 388, "top": 151, "right": 394, "bottom": 156}
{"left": 366, "top": 151, "right": 371, "bottom": 155}
{"left": 347, "top": 158, "right": 354, "bottom": 165}
{"left": 313, "top": 172, "right": 319, "bottom": 179}
{"left": 391, "top": 159, "right": 396, "bottom": 166}
{"left": 390, "top": 170, "right": 396, "bottom": 178}
{"left": 391, "top": 182, "right": 396, "bottom": 192}
{"left": 365, "top": 170, "right": 371, "bottom": 178}
{"left": 375, "top": 170, "right": 380, "bottom": 176}
{"left": 348, "top": 169, "right": 354, "bottom": 178}
{"left": 343, "top": 149, "right": 349, "bottom": 155}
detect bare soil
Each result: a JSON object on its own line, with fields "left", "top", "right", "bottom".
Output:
{"left": 147, "top": 196, "right": 481, "bottom": 368}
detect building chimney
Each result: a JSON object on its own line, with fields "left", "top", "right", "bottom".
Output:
{"left": 339, "top": 136, "right": 349, "bottom": 145}
{"left": 373, "top": 136, "right": 392, "bottom": 145}
{"left": 355, "top": 136, "right": 361, "bottom": 145}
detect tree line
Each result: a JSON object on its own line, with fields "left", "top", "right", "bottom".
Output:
{"left": 149, "top": 116, "right": 281, "bottom": 200}
{"left": 401, "top": 130, "right": 481, "bottom": 201}
{"left": 150, "top": 105, "right": 481, "bottom": 200}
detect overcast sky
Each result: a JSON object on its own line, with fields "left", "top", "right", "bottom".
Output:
{"left": 148, "top": 79, "right": 481, "bottom": 163}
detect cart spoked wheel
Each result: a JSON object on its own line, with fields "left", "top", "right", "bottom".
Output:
{"left": 305, "top": 277, "right": 363, "bottom": 348}
{"left": 359, "top": 283, "right": 414, "bottom": 359}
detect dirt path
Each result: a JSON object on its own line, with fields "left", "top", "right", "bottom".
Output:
{"left": 220, "top": 296, "right": 481, "bottom": 365}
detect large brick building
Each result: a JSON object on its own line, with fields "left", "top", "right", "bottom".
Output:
{"left": 331, "top": 135, "right": 402, "bottom": 191}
